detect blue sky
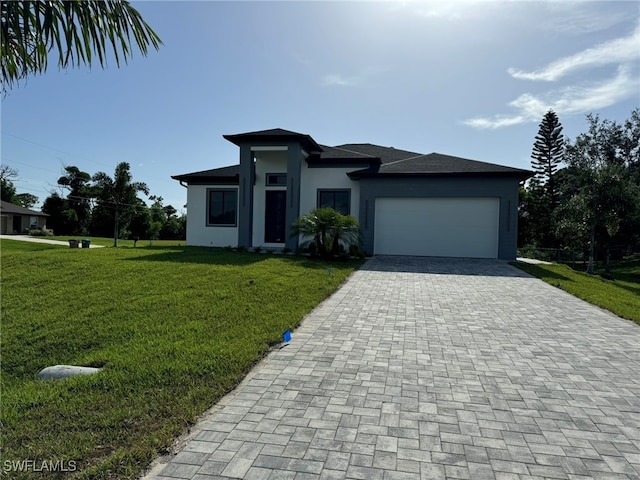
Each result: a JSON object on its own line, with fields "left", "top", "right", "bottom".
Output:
{"left": 2, "top": 1, "right": 639, "bottom": 212}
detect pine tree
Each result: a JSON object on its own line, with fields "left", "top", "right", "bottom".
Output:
{"left": 531, "top": 110, "right": 564, "bottom": 206}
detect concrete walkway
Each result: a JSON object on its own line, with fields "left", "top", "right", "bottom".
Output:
{"left": 144, "top": 257, "right": 640, "bottom": 480}
{"left": 0, "top": 234, "right": 105, "bottom": 248}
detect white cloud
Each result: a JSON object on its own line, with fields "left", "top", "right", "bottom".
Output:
{"left": 508, "top": 24, "right": 640, "bottom": 81}
{"left": 542, "top": 3, "right": 633, "bottom": 35}
{"left": 464, "top": 66, "right": 639, "bottom": 129}
{"left": 463, "top": 115, "right": 527, "bottom": 130}
{"left": 320, "top": 74, "right": 360, "bottom": 87}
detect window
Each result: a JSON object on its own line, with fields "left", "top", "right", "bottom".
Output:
{"left": 29, "top": 216, "right": 38, "bottom": 229}
{"left": 318, "top": 189, "right": 350, "bottom": 215}
{"left": 266, "top": 173, "right": 287, "bottom": 186}
{"left": 208, "top": 189, "right": 237, "bottom": 226}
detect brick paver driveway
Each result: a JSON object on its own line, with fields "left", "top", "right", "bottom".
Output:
{"left": 147, "top": 257, "right": 640, "bottom": 480}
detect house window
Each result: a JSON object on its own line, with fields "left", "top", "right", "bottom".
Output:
{"left": 266, "top": 173, "right": 287, "bottom": 186}
{"left": 318, "top": 189, "right": 350, "bottom": 215}
{"left": 30, "top": 216, "right": 38, "bottom": 229}
{"left": 207, "top": 189, "right": 237, "bottom": 226}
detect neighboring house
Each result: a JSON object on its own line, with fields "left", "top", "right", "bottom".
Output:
{"left": 172, "top": 128, "right": 532, "bottom": 260}
{"left": 0, "top": 200, "right": 49, "bottom": 235}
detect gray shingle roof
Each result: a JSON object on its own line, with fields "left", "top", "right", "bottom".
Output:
{"left": 316, "top": 145, "right": 377, "bottom": 160}
{"left": 349, "top": 152, "right": 531, "bottom": 178}
{"left": 171, "top": 165, "right": 239, "bottom": 182}
{"left": 173, "top": 132, "right": 533, "bottom": 183}
{"left": 332, "top": 144, "right": 422, "bottom": 164}
{"left": 0, "top": 200, "right": 48, "bottom": 216}
{"left": 223, "top": 128, "right": 322, "bottom": 153}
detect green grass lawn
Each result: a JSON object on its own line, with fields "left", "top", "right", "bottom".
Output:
{"left": 513, "top": 258, "right": 640, "bottom": 324}
{"left": 1, "top": 239, "right": 362, "bottom": 479}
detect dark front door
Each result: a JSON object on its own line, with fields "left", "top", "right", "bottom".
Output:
{"left": 265, "top": 191, "right": 287, "bottom": 243}
{"left": 12, "top": 215, "right": 22, "bottom": 233}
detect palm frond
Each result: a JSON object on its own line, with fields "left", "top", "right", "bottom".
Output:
{"left": 1, "top": 0, "right": 162, "bottom": 90}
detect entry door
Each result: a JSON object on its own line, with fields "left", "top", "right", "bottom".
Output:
{"left": 12, "top": 215, "right": 21, "bottom": 233}
{"left": 265, "top": 191, "right": 287, "bottom": 243}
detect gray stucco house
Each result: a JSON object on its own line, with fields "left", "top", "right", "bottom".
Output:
{"left": 0, "top": 200, "right": 49, "bottom": 235}
{"left": 173, "top": 128, "right": 532, "bottom": 260}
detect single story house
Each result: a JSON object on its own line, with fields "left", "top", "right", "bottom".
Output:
{"left": 0, "top": 200, "right": 49, "bottom": 235}
{"left": 172, "top": 128, "right": 532, "bottom": 260}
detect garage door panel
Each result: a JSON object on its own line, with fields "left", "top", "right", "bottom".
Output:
{"left": 374, "top": 197, "right": 499, "bottom": 258}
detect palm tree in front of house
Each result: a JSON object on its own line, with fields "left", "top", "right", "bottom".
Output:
{"left": 291, "top": 207, "right": 362, "bottom": 259}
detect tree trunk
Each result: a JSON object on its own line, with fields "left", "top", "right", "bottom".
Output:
{"left": 587, "top": 222, "right": 595, "bottom": 274}
{"left": 113, "top": 206, "right": 119, "bottom": 248}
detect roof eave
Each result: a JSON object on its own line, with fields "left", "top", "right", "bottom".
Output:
{"left": 223, "top": 131, "right": 322, "bottom": 153}
{"left": 171, "top": 174, "right": 239, "bottom": 184}
{"left": 348, "top": 170, "right": 533, "bottom": 180}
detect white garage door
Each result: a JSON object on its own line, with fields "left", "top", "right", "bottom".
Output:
{"left": 374, "top": 197, "right": 499, "bottom": 258}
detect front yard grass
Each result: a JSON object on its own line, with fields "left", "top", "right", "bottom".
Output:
{"left": 513, "top": 258, "right": 640, "bottom": 324}
{"left": 0, "top": 240, "right": 362, "bottom": 479}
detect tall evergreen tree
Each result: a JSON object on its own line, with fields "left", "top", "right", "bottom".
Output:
{"left": 532, "top": 110, "right": 564, "bottom": 206}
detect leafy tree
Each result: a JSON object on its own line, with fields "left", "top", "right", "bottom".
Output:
{"left": 517, "top": 179, "right": 551, "bottom": 248}
{"left": 42, "top": 192, "right": 77, "bottom": 235}
{"left": 291, "top": 207, "right": 361, "bottom": 259}
{"left": 0, "top": 177, "right": 17, "bottom": 203}
{"left": 0, "top": 165, "right": 18, "bottom": 202}
{"left": 14, "top": 192, "right": 38, "bottom": 208}
{"left": 58, "top": 165, "right": 92, "bottom": 234}
{"left": 127, "top": 198, "right": 151, "bottom": 240}
{"left": 148, "top": 195, "right": 184, "bottom": 240}
{"left": 623, "top": 108, "right": 640, "bottom": 177}
{"left": 92, "top": 162, "right": 149, "bottom": 247}
{"left": 531, "top": 110, "right": 564, "bottom": 207}
{"left": 1, "top": 0, "right": 162, "bottom": 91}
{"left": 562, "top": 112, "right": 640, "bottom": 272}
{"left": 160, "top": 214, "right": 185, "bottom": 240}
{"left": 1, "top": 165, "right": 39, "bottom": 207}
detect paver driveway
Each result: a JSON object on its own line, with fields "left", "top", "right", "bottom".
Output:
{"left": 146, "top": 257, "right": 640, "bottom": 480}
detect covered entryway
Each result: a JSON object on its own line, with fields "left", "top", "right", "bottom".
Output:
{"left": 374, "top": 197, "right": 499, "bottom": 258}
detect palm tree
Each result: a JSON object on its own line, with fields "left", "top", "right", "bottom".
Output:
{"left": 291, "top": 207, "right": 362, "bottom": 259}
{"left": 1, "top": 1, "right": 162, "bottom": 91}
{"left": 92, "top": 162, "right": 148, "bottom": 247}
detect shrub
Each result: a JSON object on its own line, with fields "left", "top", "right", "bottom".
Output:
{"left": 28, "top": 228, "right": 54, "bottom": 237}
{"left": 291, "top": 208, "right": 362, "bottom": 260}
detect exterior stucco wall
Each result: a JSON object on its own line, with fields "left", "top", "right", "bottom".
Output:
{"left": 0, "top": 214, "right": 47, "bottom": 234}
{"left": 186, "top": 184, "right": 238, "bottom": 247}
{"left": 300, "top": 165, "right": 360, "bottom": 220}
{"left": 357, "top": 176, "right": 521, "bottom": 260}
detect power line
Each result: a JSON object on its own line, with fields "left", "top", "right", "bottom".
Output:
{"left": 2, "top": 132, "right": 114, "bottom": 169}
{"left": 1, "top": 156, "right": 61, "bottom": 176}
